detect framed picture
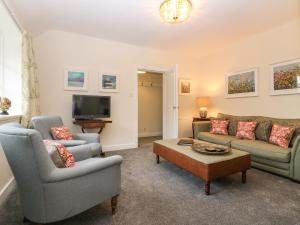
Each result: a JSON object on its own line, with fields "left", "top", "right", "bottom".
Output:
{"left": 270, "top": 58, "right": 300, "bottom": 96}
{"left": 179, "top": 79, "right": 191, "bottom": 95}
{"left": 64, "top": 68, "right": 88, "bottom": 91}
{"left": 99, "top": 73, "right": 119, "bottom": 92}
{"left": 225, "top": 68, "right": 258, "bottom": 98}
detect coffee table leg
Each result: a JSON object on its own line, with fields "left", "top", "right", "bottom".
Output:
{"left": 205, "top": 181, "right": 210, "bottom": 195}
{"left": 156, "top": 155, "right": 160, "bottom": 164}
{"left": 242, "top": 170, "right": 247, "bottom": 183}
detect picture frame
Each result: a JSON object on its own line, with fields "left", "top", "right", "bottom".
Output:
{"left": 64, "top": 68, "right": 88, "bottom": 91}
{"left": 225, "top": 68, "right": 258, "bottom": 98}
{"left": 99, "top": 73, "right": 119, "bottom": 92}
{"left": 179, "top": 79, "right": 191, "bottom": 95}
{"left": 270, "top": 58, "right": 300, "bottom": 96}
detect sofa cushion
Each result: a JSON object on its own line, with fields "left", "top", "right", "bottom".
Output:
{"left": 210, "top": 120, "right": 229, "bottom": 135}
{"left": 255, "top": 120, "right": 272, "bottom": 142}
{"left": 197, "top": 132, "right": 238, "bottom": 146}
{"left": 236, "top": 121, "right": 257, "bottom": 140}
{"left": 269, "top": 124, "right": 295, "bottom": 148}
{"left": 231, "top": 139, "right": 291, "bottom": 163}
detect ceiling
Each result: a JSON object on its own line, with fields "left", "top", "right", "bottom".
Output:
{"left": 9, "top": 0, "right": 300, "bottom": 55}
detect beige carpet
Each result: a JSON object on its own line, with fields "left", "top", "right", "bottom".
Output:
{"left": 1, "top": 144, "right": 300, "bottom": 225}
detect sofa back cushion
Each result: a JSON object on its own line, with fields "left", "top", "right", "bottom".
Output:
{"left": 218, "top": 113, "right": 300, "bottom": 147}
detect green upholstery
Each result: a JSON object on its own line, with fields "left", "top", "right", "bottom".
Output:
{"left": 193, "top": 117, "right": 300, "bottom": 181}
{"left": 251, "top": 161, "right": 290, "bottom": 177}
{"left": 197, "top": 132, "right": 238, "bottom": 146}
{"left": 231, "top": 140, "right": 291, "bottom": 163}
{"left": 251, "top": 156, "right": 289, "bottom": 170}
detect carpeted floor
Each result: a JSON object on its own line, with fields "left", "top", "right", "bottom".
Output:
{"left": 1, "top": 144, "right": 300, "bottom": 225}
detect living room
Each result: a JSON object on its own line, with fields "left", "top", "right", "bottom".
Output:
{"left": 0, "top": 0, "right": 299, "bottom": 224}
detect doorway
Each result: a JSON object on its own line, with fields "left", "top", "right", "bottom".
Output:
{"left": 135, "top": 65, "right": 179, "bottom": 148}
{"left": 138, "top": 71, "right": 163, "bottom": 146}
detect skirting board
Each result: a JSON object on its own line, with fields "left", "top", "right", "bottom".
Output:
{"left": 138, "top": 132, "right": 162, "bottom": 138}
{"left": 0, "top": 177, "right": 15, "bottom": 206}
{"left": 103, "top": 143, "right": 137, "bottom": 152}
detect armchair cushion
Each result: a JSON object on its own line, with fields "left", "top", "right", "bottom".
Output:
{"left": 54, "top": 140, "right": 87, "bottom": 147}
{"left": 73, "top": 133, "right": 100, "bottom": 144}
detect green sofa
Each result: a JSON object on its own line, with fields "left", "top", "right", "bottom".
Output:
{"left": 193, "top": 113, "right": 300, "bottom": 182}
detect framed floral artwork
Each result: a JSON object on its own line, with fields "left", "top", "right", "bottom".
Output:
{"left": 99, "top": 73, "right": 119, "bottom": 92}
{"left": 64, "top": 68, "right": 88, "bottom": 91}
{"left": 270, "top": 58, "right": 300, "bottom": 96}
{"left": 225, "top": 68, "right": 258, "bottom": 98}
{"left": 179, "top": 79, "right": 191, "bottom": 95}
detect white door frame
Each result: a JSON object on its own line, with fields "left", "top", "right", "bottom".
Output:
{"left": 134, "top": 64, "right": 178, "bottom": 147}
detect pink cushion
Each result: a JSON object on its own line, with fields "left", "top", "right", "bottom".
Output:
{"left": 44, "top": 140, "right": 75, "bottom": 167}
{"left": 210, "top": 120, "right": 229, "bottom": 135}
{"left": 51, "top": 127, "right": 74, "bottom": 140}
{"left": 269, "top": 124, "right": 295, "bottom": 149}
{"left": 236, "top": 121, "right": 258, "bottom": 140}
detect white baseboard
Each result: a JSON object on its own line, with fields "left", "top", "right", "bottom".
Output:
{"left": 0, "top": 178, "right": 15, "bottom": 206}
{"left": 138, "top": 131, "right": 162, "bottom": 138}
{"left": 103, "top": 143, "right": 137, "bottom": 152}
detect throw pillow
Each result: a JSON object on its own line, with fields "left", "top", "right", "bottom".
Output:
{"left": 236, "top": 121, "right": 258, "bottom": 140}
{"left": 51, "top": 127, "right": 74, "bottom": 140}
{"left": 255, "top": 121, "right": 272, "bottom": 142}
{"left": 269, "top": 124, "right": 295, "bottom": 148}
{"left": 210, "top": 120, "right": 229, "bottom": 135}
{"left": 43, "top": 140, "right": 75, "bottom": 168}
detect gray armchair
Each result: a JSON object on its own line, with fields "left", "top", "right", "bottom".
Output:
{"left": 31, "top": 115, "right": 103, "bottom": 157}
{"left": 0, "top": 123, "right": 123, "bottom": 224}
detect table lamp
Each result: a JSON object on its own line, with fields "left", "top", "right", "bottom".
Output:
{"left": 196, "top": 96, "right": 211, "bottom": 118}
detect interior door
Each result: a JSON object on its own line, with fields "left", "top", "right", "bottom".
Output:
{"left": 163, "top": 65, "right": 179, "bottom": 139}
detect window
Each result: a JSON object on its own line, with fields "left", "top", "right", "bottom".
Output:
{"left": 0, "top": 1, "right": 22, "bottom": 115}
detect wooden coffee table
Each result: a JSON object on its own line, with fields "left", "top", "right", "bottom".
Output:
{"left": 153, "top": 139, "right": 251, "bottom": 195}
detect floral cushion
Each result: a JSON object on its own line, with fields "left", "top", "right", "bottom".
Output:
{"left": 236, "top": 121, "right": 258, "bottom": 140}
{"left": 210, "top": 120, "right": 229, "bottom": 135}
{"left": 269, "top": 124, "right": 295, "bottom": 148}
{"left": 51, "top": 127, "right": 74, "bottom": 140}
{"left": 43, "top": 140, "right": 75, "bottom": 168}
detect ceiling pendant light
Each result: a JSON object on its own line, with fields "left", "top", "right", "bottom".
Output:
{"left": 160, "top": 0, "right": 192, "bottom": 24}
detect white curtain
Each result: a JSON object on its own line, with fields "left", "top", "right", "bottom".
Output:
{"left": 21, "top": 32, "right": 41, "bottom": 127}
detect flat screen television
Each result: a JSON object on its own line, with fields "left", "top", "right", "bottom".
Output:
{"left": 72, "top": 95, "right": 111, "bottom": 119}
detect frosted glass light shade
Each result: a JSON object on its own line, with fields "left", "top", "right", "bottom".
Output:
{"left": 160, "top": 0, "right": 192, "bottom": 24}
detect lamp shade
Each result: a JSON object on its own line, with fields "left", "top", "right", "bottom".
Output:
{"left": 196, "top": 96, "right": 211, "bottom": 108}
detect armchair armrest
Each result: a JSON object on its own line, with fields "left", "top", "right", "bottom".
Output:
{"left": 44, "top": 155, "right": 123, "bottom": 183}
{"left": 193, "top": 121, "right": 211, "bottom": 139}
{"left": 73, "top": 133, "right": 100, "bottom": 144}
{"left": 290, "top": 136, "right": 300, "bottom": 181}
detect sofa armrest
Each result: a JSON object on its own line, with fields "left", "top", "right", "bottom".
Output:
{"left": 44, "top": 155, "right": 123, "bottom": 183}
{"left": 290, "top": 136, "right": 300, "bottom": 181}
{"left": 193, "top": 121, "right": 211, "bottom": 139}
{"left": 73, "top": 133, "right": 100, "bottom": 144}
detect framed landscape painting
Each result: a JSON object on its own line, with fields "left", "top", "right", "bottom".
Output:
{"left": 225, "top": 68, "right": 258, "bottom": 98}
{"left": 179, "top": 79, "right": 191, "bottom": 95}
{"left": 99, "top": 73, "right": 119, "bottom": 92}
{"left": 270, "top": 59, "right": 300, "bottom": 95}
{"left": 64, "top": 68, "right": 88, "bottom": 91}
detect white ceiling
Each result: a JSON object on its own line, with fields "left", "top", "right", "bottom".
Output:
{"left": 9, "top": 0, "right": 300, "bottom": 54}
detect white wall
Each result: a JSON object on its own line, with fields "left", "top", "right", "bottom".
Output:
{"left": 193, "top": 19, "right": 300, "bottom": 119}
{"left": 0, "top": 1, "right": 22, "bottom": 115}
{"left": 138, "top": 72, "right": 162, "bottom": 137}
{"left": 34, "top": 30, "right": 199, "bottom": 150}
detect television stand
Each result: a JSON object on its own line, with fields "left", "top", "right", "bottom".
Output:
{"left": 73, "top": 119, "right": 112, "bottom": 134}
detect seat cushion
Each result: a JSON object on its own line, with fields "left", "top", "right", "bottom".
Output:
{"left": 54, "top": 140, "right": 87, "bottom": 147}
{"left": 231, "top": 139, "right": 291, "bottom": 163}
{"left": 197, "top": 132, "right": 238, "bottom": 146}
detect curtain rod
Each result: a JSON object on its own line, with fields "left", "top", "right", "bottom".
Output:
{"left": 1, "top": 0, "right": 24, "bottom": 33}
